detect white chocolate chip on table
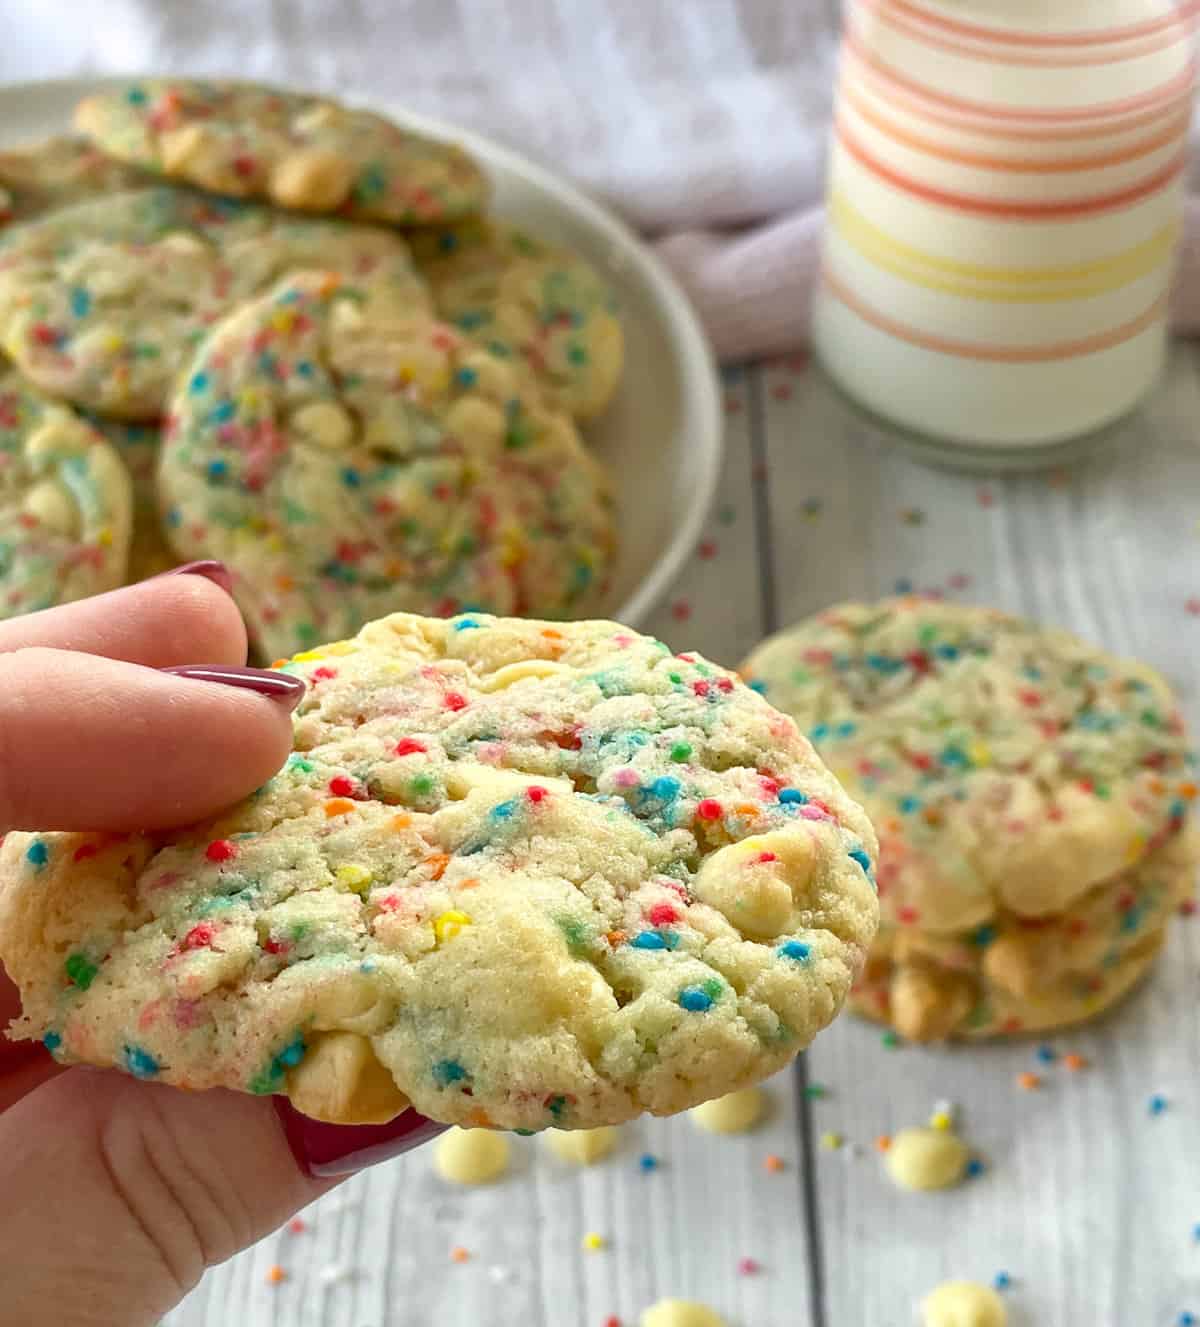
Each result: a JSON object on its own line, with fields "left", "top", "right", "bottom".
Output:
{"left": 640, "top": 1301, "right": 727, "bottom": 1327}
{"left": 434, "top": 1127, "right": 511, "bottom": 1185}
{"left": 545, "top": 1126, "right": 619, "bottom": 1165}
{"left": 885, "top": 1127, "right": 969, "bottom": 1192}
{"left": 921, "top": 1281, "right": 1007, "bottom": 1327}
{"left": 689, "top": 1085, "right": 766, "bottom": 1134}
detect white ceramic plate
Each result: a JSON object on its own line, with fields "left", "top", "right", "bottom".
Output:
{"left": 0, "top": 77, "right": 723, "bottom": 628}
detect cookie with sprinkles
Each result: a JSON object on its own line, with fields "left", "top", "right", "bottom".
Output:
{"left": 74, "top": 80, "right": 487, "bottom": 225}
{"left": 0, "top": 134, "right": 148, "bottom": 226}
{"left": 410, "top": 219, "right": 624, "bottom": 421}
{"left": 0, "top": 365, "right": 132, "bottom": 615}
{"left": 159, "top": 270, "right": 615, "bottom": 660}
{"left": 857, "top": 822, "right": 1197, "bottom": 1039}
{"left": 87, "top": 416, "right": 177, "bottom": 580}
{"left": 742, "top": 597, "right": 1197, "bottom": 1038}
{"left": 0, "top": 612, "right": 879, "bottom": 1129}
{"left": 0, "top": 186, "right": 431, "bottom": 419}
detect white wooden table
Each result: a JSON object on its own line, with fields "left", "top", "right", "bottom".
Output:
{"left": 169, "top": 347, "right": 1200, "bottom": 1327}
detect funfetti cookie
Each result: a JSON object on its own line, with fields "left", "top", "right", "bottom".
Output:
{"left": 0, "top": 134, "right": 148, "bottom": 226}
{"left": 0, "top": 186, "right": 431, "bottom": 420}
{"left": 0, "top": 366, "right": 132, "bottom": 616}
{"left": 86, "top": 416, "right": 177, "bottom": 580}
{"left": 159, "top": 270, "right": 616, "bottom": 660}
{"left": 75, "top": 80, "right": 487, "bottom": 226}
{"left": 0, "top": 612, "right": 879, "bottom": 1130}
{"left": 742, "top": 597, "right": 1197, "bottom": 1039}
{"left": 411, "top": 220, "right": 624, "bottom": 421}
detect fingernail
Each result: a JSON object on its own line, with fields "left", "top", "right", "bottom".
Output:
{"left": 162, "top": 664, "right": 306, "bottom": 712}
{"left": 150, "top": 560, "right": 235, "bottom": 596}
{"left": 273, "top": 1098, "right": 448, "bottom": 1178}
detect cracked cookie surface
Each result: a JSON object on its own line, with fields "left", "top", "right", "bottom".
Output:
{"left": 0, "top": 366, "right": 132, "bottom": 615}
{"left": 160, "top": 271, "right": 615, "bottom": 660}
{"left": 0, "top": 613, "right": 878, "bottom": 1129}
{"left": 75, "top": 80, "right": 487, "bottom": 226}
{"left": 0, "top": 186, "right": 429, "bottom": 419}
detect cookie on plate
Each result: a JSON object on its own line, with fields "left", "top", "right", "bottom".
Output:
{"left": 87, "top": 416, "right": 177, "bottom": 580}
{"left": 0, "top": 186, "right": 430, "bottom": 419}
{"left": 75, "top": 80, "right": 487, "bottom": 225}
{"left": 0, "top": 134, "right": 147, "bottom": 226}
{"left": 742, "top": 597, "right": 1197, "bottom": 1039}
{"left": 0, "top": 612, "right": 879, "bottom": 1129}
{"left": 159, "top": 270, "right": 615, "bottom": 660}
{"left": 0, "top": 366, "right": 132, "bottom": 616}
{"left": 411, "top": 219, "right": 624, "bottom": 421}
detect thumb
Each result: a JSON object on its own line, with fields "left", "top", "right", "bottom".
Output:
{"left": 0, "top": 1070, "right": 327, "bottom": 1326}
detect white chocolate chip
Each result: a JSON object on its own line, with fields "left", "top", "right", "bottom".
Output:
{"left": 442, "top": 397, "right": 506, "bottom": 451}
{"left": 476, "top": 660, "right": 571, "bottom": 692}
{"left": 885, "top": 1127, "right": 969, "bottom": 1191}
{"left": 160, "top": 124, "right": 214, "bottom": 173}
{"left": 921, "top": 1281, "right": 1007, "bottom": 1327}
{"left": 293, "top": 102, "right": 342, "bottom": 135}
{"left": 544, "top": 1126, "right": 618, "bottom": 1165}
{"left": 270, "top": 149, "right": 355, "bottom": 211}
{"left": 291, "top": 400, "right": 356, "bottom": 450}
{"left": 640, "top": 1301, "right": 727, "bottom": 1327}
{"left": 692, "top": 830, "right": 813, "bottom": 940}
{"left": 22, "top": 479, "right": 79, "bottom": 537}
{"left": 434, "top": 1127, "right": 511, "bottom": 1185}
{"left": 690, "top": 1085, "right": 765, "bottom": 1135}
{"left": 285, "top": 1031, "right": 410, "bottom": 1124}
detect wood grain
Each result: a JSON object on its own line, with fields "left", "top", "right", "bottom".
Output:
{"left": 170, "top": 350, "right": 1200, "bottom": 1327}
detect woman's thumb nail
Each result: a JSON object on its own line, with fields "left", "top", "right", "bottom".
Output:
{"left": 161, "top": 665, "right": 305, "bottom": 713}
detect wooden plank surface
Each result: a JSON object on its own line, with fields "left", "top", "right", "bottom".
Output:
{"left": 170, "top": 349, "right": 1200, "bottom": 1327}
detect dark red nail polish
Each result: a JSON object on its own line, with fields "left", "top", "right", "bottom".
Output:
{"left": 162, "top": 664, "right": 306, "bottom": 712}
{"left": 273, "top": 1098, "right": 448, "bottom": 1178}
{"left": 151, "top": 560, "right": 235, "bottom": 596}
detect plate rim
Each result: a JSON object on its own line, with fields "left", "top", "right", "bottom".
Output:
{"left": 0, "top": 73, "right": 724, "bottom": 629}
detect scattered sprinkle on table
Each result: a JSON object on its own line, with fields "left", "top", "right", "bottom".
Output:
{"left": 1149, "top": 1094, "right": 1169, "bottom": 1115}
{"left": 318, "top": 1263, "right": 351, "bottom": 1286}
{"left": 764, "top": 1153, "right": 786, "bottom": 1173}
{"left": 993, "top": 1272, "right": 1012, "bottom": 1291}
{"left": 583, "top": 1233, "right": 606, "bottom": 1252}
{"left": 605, "top": 1318, "right": 622, "bottom": 1327}
{"left": 805, "top": 1082, "right": 827, "bottom": 1099}
{"left": 1063, "top": 1053, "right": 1089, "bottom": 1072}
{"left": 881, "top": 1031, "right": 901, "bottom": 1049}
{"left": 1016, "top": 1072, "right": 1041, "bottom": 1091}
{"left": 1178, "top": 1313, "right": 1196, "bottom": 1326}
{"left": 875, "top": 1135, "right": 892, "bottom": 1152}
{"left": 821, "top": 1132, "right": 844, "bottom": 1150}
{"left": 639, "top": 1153, "right": 659, "bottom": 1173}
{"left": 450, "top": 1246, "right": 470, "bottom": 1264}
{"left": 1035, "top": 1045, "right": 1057, "bottom": 1064}
{"left": 265, "top": 1265, "right": 287, "bottom": 1286}
{"left": 738, "top": 1257, "right": 761, "bottom": 1276}
{"left": 965, "top": 1158, "right": 986, "bottom": 1179}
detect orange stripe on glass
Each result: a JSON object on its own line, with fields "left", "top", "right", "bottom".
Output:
{"left": 821, "top": 268, "right": 1167, "bottom": 362}
{"left": 842, "top": 81, "right": 1189, "bottom": 174}
{"left": 842, "top": 26, "right": 1196, "bottom": 124}
{"left": 856, "top": 0, "right": 1200, "bottom": 48}
{"left": 836, "top": 118, "right": 1187, "bottom": 219}
{"left": 854, "top": 0, "right": 1200, "bottom": 61}
{"left": 845, "top": 46, "right": 1193, "bottom": 143}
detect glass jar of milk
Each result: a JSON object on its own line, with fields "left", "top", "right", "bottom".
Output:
{"left": 812, "top": 0, "right": 1195, "bottom": 465}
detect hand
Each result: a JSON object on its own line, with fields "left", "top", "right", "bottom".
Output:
{"left": 0, "top": 565, "right": 441, "bottom": 1327}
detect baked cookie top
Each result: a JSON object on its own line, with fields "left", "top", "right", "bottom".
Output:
{"left": 75, "top": 80, "right": 487, "bottom": 226}
{"left": 0, "top": 366, "right": 132, "bottom": 615}
{"left": 0, "top": 613, "right": 879, "bottom": 1130}
{"left": 411, "top": 220, "right": 624, "bottom": 421}
{"left": 0, "top": 134, "right": 147, "bottom": 226}
{"left": 159, "top": 271, "right": 615, "bottom": 660}
{"left": 742, "top": 598, "right": 1195, "bottom": 933}
{"left": 0, "top": 186, "right": 430, "bottom": 419}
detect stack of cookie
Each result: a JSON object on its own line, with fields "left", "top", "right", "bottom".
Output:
{"left": 0, "top": 79, "right": 623, "bottom": 654}
{"left": 743, "top": 598, "right": 1198, "bottom": 1040}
